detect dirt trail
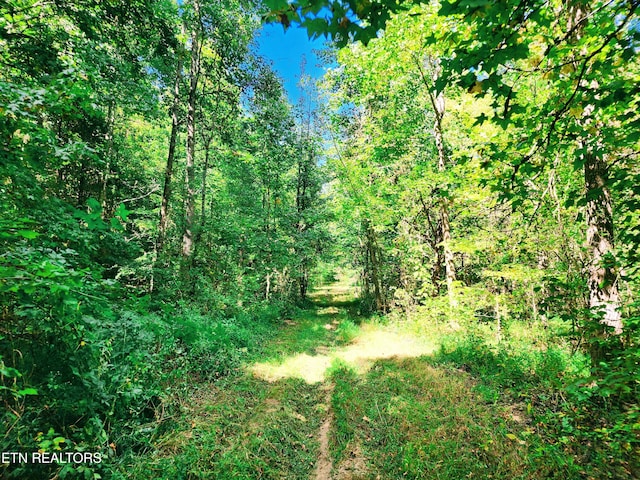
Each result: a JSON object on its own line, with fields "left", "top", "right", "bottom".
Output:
{"left": 126, "top": 277, "right": 557, "bottom": 479}
{"left": 246, "top": 278, "right": 434, "bottom": 479}
{"left": 314, "top": 384, "right": 335, "bottom": 480}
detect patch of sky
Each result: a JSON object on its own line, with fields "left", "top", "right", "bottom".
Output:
{"left": 255, "top": 22, "right": 332, "bottom": 105}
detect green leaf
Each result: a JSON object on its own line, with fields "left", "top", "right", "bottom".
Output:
{"left": 301, "top": 18, "right": 329, "bottom": 39}
{"left": 264, "top": 0, "right": 290, "bottom": 11}
{"left": 86, "top": 197, "right": 102, "bottom": 213}
{"left": 0, "top": 366, "right": 22, "bottom": 378}
{"left": 16, "top": 387, "right": 38, "bottom": 396}
{"left": 114, "top": 203, "right": 131, "bottom": 221}
{"left": 110, "top": 217, "right": 124, "bottom": 231}
{"left": 17, "top": 230, "right": 39, "bottom": 239}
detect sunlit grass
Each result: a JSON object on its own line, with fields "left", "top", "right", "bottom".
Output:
{"left": 308, "top": 269, "right": 360, "bottom": 308}
{"left": 249, "top": 318, "right": 436, "bottom": 384}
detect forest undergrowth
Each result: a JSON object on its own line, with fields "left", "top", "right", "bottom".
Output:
{"left": 2, "top": 0, "right": 639, "bottom": 478}
{"left": 101, "top": 277, "right": 639, "bottom": 480}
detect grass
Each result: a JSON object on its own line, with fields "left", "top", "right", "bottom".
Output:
{"left": 115, "top": 376, "right": 324, "bottom": 479}
{"left": 249, "top": 308, "right": 435, "bottom": 384}
{"left": 114, "top": 278, "right": 627, "bottom": 479}
{"left": 114, "top": 285, "right": 351, "bottom": 479}
{"left": 328, "top": 357, "right": 584, "bottom": 479}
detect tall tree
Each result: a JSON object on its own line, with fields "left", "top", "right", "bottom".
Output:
{"left": 415, "top": 56, "right": 457, "bottom": 307}
{"left": 267, "top": 0, "right": 640, "bottom": 339}
{"left": 181, "top": 0, "right": 202, "bottom": 268}
{"left": 157, "top": 48, "right": 184, "bottom": 257}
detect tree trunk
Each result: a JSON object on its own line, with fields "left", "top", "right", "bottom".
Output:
{"left": 181, "top": 15, "right": 201, "bottom": 265}
{"left": 440, "top": 199, "right": 456, "bottom": 306}
{"left": 495, "top": 292, "right": 502, "bottom": 343}
{"left": 296, "top": 159, "right": 308, "bottom": 300}
{"left": 299, "top": 269, "right": 308, "bottom": 299}
{"left": 432, "top": 81, "right": 457, "bottom": 308}
{"left": 78, "top": 158, "right": 89, "bottom": 207}
{"left": 265, "top": 271, "right": 271, "bottom": 301}
{"left": 584, "top": 151, "right": 622, "bottom": 334}
{"left": 200, "top": 140, "right": 211, "bottom": 229}
{"left": 100, "top": 101, "right": 116, "bottom": 216}
{"left": 157, "top": 55, "right": 183, "bottom": 254}
{"left": 418, "top": 192, "right": 443, "bottom": 296}
{"left": 365, "top": 220, "right": 386, "bottom": 312}
{"left": 566, "top": 2, "right": 623, "bottom": 337}
{"left": 416, "top": 56, "right": 457, "bottom": 304}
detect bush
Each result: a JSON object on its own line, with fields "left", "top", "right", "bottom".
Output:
{"left": 0, "top": 277, "right": 281, "bottom": 479}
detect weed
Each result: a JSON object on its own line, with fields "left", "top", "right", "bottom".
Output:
{"left": 336, "top": 320, "right": 359, "bottom": 344}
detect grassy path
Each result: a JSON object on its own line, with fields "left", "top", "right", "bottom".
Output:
{"left": 123, "top": 281, "right": 565, "bottom": 479}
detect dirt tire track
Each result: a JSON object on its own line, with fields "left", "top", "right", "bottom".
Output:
{"left": 314, "top": 384, "right": 334, "bottom": 480}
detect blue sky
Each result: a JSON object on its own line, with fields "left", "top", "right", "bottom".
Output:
{"left": 255, "top": 23, "right": 329, "bottom": 105}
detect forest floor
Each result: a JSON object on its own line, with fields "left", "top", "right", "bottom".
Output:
{"left": 122, "top": 279, "right": 574, "bottom": 479}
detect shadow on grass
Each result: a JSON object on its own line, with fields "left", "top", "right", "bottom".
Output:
{"left": 249, "top": 283, "right": 365, "bottom": 363}
{"left": 120, "top": 375, "right": 327, "bottom": 480}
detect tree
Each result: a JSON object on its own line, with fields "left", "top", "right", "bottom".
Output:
{"left": 432, "top": 0, "right": 638, "bottom": 340}
{"left": 181, "top": 0, "right": 203, "bottom": 275}
{"left": 415, "top": 56, "right": 458, "bottom": 307}
{"left": 157, "top": 44, "right": 184, "bottom": 258}
{"left": 266, "top": 0, "right": 640, "bottom": 339}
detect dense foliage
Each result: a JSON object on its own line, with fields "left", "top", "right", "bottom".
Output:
{"left": 1, "top": 0, "right": 638, "bottom": 478}
{"left": 268, "top": 0, "right": 640, "bottom": 475}
{"left": 1, "top": 0, "right": 327, "bottom": 478}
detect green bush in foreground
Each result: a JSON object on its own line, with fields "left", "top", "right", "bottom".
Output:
{"left": 0, "top": 294, "right": 281, "bottom": 479}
